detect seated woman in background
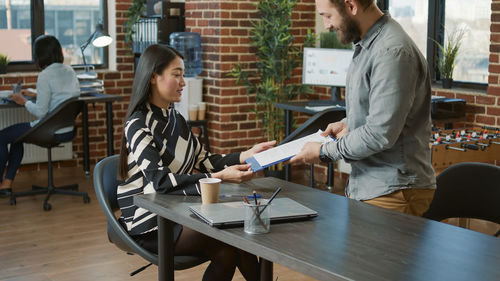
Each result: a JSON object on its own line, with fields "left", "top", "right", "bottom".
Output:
{"left": 0, "top": 35, "right": 80, "bottom": 196}
{"left": 118, "top": 44, "right": 275, "bottom": 281}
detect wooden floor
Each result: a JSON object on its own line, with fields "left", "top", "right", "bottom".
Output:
{"left": 0, "top": 166, "right": 318, "bottom": 281}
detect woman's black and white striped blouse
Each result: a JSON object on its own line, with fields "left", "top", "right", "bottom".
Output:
{"left": 117, "top": 103, "right": 240, "bottom": 235}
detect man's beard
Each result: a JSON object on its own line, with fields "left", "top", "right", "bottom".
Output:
{"left": 338, "top": 14, "right": 361, "bottom": 45}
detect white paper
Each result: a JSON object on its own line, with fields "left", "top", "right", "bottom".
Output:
{"left": 305, "top": 105, "right": 343, "bottom": 112}
{"left": 253, "top": 130, "right": 334, "bottom": 167}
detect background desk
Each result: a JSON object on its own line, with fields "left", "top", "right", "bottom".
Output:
{"left": 135, "top": 177, "right": 500, "bottom": 281}
{"left": 0, "top": 93, "right": 122, "bottom": 176}
{"left": 274, "top": 101, "right": 346, "bottom": 188}
{"left": 79, "top": 93, "right": 122, "bottom": 176}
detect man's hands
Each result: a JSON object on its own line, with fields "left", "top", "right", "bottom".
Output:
{"left": 289, "top": 142, "right": 322, "bottom": 165}
{"left": 290, "top": 121, "right": 347, "bottom": 165}
{"left": 239, "top": 140, "right": 276, "bottom": 163}
{"left": 211, "top": 164, "right": 254, "bottom": 183}
{"left": 321, "top": 121, "right": 348, "bottom": 139}
{"left": 9, "top": 92, "right": 27, "bottom": 106}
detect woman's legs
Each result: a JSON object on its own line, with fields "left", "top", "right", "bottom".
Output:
{"left": 0, "top": 123, "right": 31, "bottom": 190}
{"left": 235, "top": 249, "right": 259, "bottom": 281}
{"left": 175, "top": 227, "right": 237, "bottom": 281}
{"left": 133, "top": 226, "right": 260, "bottom": 281}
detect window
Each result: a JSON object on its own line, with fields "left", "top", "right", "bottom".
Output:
{"left": 0, "top": 0, "right": 31, "bottom": 62}
{"left": 0, "top": 0, "right": 107, "bottom": 70}
{"left": 443, "top": 0, "right": 490, "bottom": 84}
{"left": 385, "top": 0, "right": 491, "bottom": 87}
{"left": 389, "top": 0, "right": 428, "bottom": 59}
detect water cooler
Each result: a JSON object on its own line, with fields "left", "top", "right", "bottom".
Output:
{"left": 170, "top": 32, "right": 203, "bottom": 120}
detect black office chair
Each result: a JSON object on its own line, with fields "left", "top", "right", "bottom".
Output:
{"left": 423, "top": 162, "right": 500, "bottom": 237}
{"left": 281, "top": 108, "right": 346, "bottom": 188}
{"left": 93, "top": 155, "right": 208, "bottom": 276}
{"left": 10, "top": 97, "right": 90, "bottom": 211}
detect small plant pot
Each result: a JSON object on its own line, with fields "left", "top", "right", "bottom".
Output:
{"left": 442, "top": 78, "right": 453, "bottom": 89}
{"left": 0, "top": 65, "right": 6, "bottom": 74}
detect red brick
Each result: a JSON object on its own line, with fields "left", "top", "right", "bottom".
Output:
{"left": 466, "top": 105, "right": 485, "bottom": 114}
{"left": 487, "top": 106, "right": 500, "bottom": 116}
{"left": 491, "top": 24, "right": 500, "bottom": 33}
{"left": 476, "top": 115, "right": 496, "bottom": 125}
{"left": 221, "top": 3, "right": 238, "bottom": 10}
{"left": 456, "top": 94, "right": 475, "bottom": 103}
{"left": 239, "top": 3, "right": 256, "bottom": 10}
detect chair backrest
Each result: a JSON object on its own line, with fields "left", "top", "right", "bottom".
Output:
{"left": 281, "top": 109, "right": 346, "bottom": 144}
{"left": 93, "top": 155, "right": 158, "bottom": 264}
{"left": 94, "top": 155, "right": 209, "bottom": 269}
{"left": 423, "top": 162, "right": 500, "bottom": 225}
{"left": 15, "top": 97, "right": 84, "bottom": 148}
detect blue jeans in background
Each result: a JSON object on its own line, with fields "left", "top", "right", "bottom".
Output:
{"left": 0, "top": 122, "right": 31, "bottom": 181}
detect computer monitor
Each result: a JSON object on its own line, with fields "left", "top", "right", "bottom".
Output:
{"left": 302, "top": 47, "right": 354, "bottom": 87}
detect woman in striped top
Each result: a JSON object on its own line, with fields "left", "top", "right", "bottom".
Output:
{"left": 118, "top": 44, "right": 275, "bottom": 281}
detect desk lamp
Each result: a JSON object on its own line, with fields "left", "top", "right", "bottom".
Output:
{"left": 80, "top": 23, "right": 112, "bottom": 72}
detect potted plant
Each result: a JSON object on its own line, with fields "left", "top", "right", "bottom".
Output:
{"left": 229, "top": 0, "right": 315, "bottom": 175}
{"left": 125, "top": 0, "right": 147, "bottom": 48}
{"left": 0, "top": 52, "right": 8, "bottom": 74}
{"left": 433, "top": 28, "right": 466, "bottom": 89}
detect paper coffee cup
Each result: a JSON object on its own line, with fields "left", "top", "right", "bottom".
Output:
{"left": 199, "top": 178, "right": 221, "bottom": 204}
{"left": 189, "top": 104, "right": 198, "bottom": 121}
{"left": 197, "top": 102, "right": 206, "bottom": 120}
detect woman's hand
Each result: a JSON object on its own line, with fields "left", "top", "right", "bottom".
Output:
{"left": 9, "top": 92, "right": 27, "bottom": 106}
{"left": 239, "top": 140, "right": 276, "bottom": 163}
{"left": 211, "top": 164, "right": 254, "bottom": 183}
{"left": 321, "top": 121, "right": 348, "bottom": 139}
{"left": 21, "top": 89, "right": 37, "bottom": 98}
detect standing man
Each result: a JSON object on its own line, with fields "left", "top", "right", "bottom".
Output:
{"left": 291, "top": 0, "right": 436, "bottom": 216}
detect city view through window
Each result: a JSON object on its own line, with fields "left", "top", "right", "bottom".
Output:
{"left": 390, "top": 0, "right": 490, "bottom": 84}
{"left": 0, "top": 0, "right": 103, "bottom": 66}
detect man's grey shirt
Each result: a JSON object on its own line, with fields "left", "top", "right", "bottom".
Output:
{"left": 321, "top": 14, "right": 436, "bottom": 200}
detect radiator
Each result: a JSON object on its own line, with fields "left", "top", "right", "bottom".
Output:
{"left": 0, "top": 107, "right": 73, "bottom": 164}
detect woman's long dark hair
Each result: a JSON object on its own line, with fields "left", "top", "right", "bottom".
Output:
{"left": 33, "top": 35, "right": 64, "bottom": 69}
{"left": 119, "top": 44, "right": 183, "bottom": 180}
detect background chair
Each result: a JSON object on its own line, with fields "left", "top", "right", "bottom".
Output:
{"left": 93, "top": 155, "right": 208, "bottom": 276}
{"left": 423, "top": 162, "right": 500, "bottom": 237}
{"left": 281, "top": 108, "right": 346, "bottom": 188}
{"left": 10, "top": 97, "right": 90, "bottom": 211}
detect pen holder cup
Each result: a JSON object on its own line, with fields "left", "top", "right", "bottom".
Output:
{"left": 244, "top": 202, "right": 271, "bottom": 234}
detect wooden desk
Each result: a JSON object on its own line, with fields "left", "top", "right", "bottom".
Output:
{"left": 134, "top": 177, "right": 500, "bottom": 281}
{"left": 0, "top": 93, "right": 122, "bottom": 176}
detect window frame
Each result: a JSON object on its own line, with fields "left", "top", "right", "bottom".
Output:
{"left": 6, "top": 0, "right": 109, "bottom": 73}
{"left": 380, "top": 0, "right": 489, "bottom": 90}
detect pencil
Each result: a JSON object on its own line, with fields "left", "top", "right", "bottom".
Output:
{"left": 260, "top": 187, "right": 281, "bottom": 213}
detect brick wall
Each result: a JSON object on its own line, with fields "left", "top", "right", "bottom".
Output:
{"left": 1, "top": 0, "right": 498, "bottom": 176}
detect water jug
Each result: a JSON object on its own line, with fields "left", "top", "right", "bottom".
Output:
{"left": 169, "top": 32, "right": 202, "bottom": 77}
